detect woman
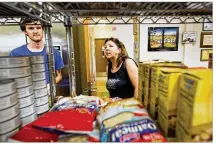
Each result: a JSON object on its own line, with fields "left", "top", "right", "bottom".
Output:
{"left": 104, "top": 37, "right": 138, "bottom": 99}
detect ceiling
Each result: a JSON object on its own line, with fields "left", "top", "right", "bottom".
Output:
{"left": 48, "top": 2, "right": 213, "bottom": 17}
{"left": 0, "top": 2, "right": 213, "bottom": 25}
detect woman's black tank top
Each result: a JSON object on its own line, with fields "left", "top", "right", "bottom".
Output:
{"left": 106, "top": 58, "right": 137, "bottom": 99}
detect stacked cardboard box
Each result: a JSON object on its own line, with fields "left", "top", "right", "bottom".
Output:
{"left": 176, "top": 69, "right": 212, "bottom": 142}
{"left": 143, "top": 64, "right": 151, "bottom": 109}
{"left": 149, "top": 62, "right": 187, "bottom": 120}
{"left": 158, "top": 68, "right": 183, "bottom": 138}
{"left": 143, "top": 61, "right": 161, "bottom": 110}
{"left": 138, "top": 63, "right": 145, "bottom": 103}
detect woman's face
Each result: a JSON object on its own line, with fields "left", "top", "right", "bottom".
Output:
{"left": 104, "top": 40, "right": 121, "bottom": 59}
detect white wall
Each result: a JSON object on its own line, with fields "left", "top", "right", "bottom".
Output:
{"left": 139, "top": 23, "right": 210, "bottom": 68}
{"left": 0, "top": 33, "right": 26, "bottom": 53}
{"left": 183, "top": 24, "right": 209, "bottom": 67}
{"left": 140, "top": 24, "right": 185, "bottom": 62}
{"left": 93, "top": 23, "right": 134, "bottom": 58}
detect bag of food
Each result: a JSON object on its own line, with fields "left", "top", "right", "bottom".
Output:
{"left": 97, "top": 104, "right": 148, "bottom": 125}
{"left": 58, "top": 134, "right": 89, "bottom": 142}
{"left": 50, "top": 96, "right": 100, "bottom": 116}
{"left": 99, "top": 98, "right": 142, "bottom": 115}
{"left": 73, "top": 95, "right": 105, "bottom": 106}
{"left": 8, "top": 123, "right": 59, "bottom": 142}
{"left": 88, "top": 128, "right": 100, "bottom": 142}
{"left": 32, "top": 109, "right": 95, "bottom": 134}
{"left": 58, "top": 128, "right": 100, "bottom": 142}
{"left": 101, "top": 116, "right": 167, "bottom": 142}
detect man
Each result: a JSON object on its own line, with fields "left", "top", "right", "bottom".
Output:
{"left": 10, "top": 17, "right": 64, "bottom": 91}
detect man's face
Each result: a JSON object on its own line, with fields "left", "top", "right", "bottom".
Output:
{"left": 24, "top": 21, "right": 44, "bottom": 43}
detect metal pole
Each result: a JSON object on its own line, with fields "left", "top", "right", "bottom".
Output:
{"left": 44, "top": 4, "right": 56, "bottom": 106}
{"left": 64, "top": 16, "right": 76, "bottom": 97}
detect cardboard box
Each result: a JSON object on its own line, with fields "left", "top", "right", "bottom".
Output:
{"left": 138, "top": 88, "right": 143, "bottom": 102}
{"left": 178, "top": 69, "right": 213, "bottom": 134}
{"left": 149, "top": 63, "right": 187, "bottom": 120}
{"left": 149, "top": 101, "right": 158, "bottom": 120}
{"left": 143, "top": 76, "right": 150, "bottom": 97}
{"left": 158, "top": 68, "right": 182, "bottom": 115}
{"left": 143, "top": 97, "right": 149, "bottom": 110}
{"left": 158, "top": 109, "right": 176, "bottom": 138}
{"left": 176, "top": 121, "right": 212, "bottom": 142}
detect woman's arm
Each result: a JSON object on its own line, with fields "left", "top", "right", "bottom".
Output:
{"left": 125, "top": 59, "right": 138, "bottom": 99}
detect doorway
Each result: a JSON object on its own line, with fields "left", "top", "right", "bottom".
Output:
{"left": 95, "top": 38, "right": 107, "bottom": 77}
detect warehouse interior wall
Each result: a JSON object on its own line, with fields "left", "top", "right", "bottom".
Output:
{"left": 183, "top": 23, "right": 209, "bottom": 67}
{"left": 92, "top": 23, "right": 134, "bottom": 58}
{"left": 139, "top": 23, "right": 210, "bottom": 68}
{"left": 139, "top": 24, "right": 185, "bottom": 62}
{"left": 0, "top": 26, "right": 26, "bottom": 56}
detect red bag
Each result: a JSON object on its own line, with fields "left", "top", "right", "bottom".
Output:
{"left": 8, "top": 123, "right": 59, "bottom": 142}
{"left": 32, "top": 109, "right": 95, "bottom": 134}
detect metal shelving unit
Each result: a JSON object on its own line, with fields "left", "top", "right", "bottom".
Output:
{"left": 0, "top": 2, "right": 213, "bottom": 106}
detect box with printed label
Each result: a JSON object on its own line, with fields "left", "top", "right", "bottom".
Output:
{"left": 143, "top": 97, "right": 149, "bottom": 110}
{"left": 138, "top": 76, "right": 144, "bottom": 91}
{"left": 144, "top": 64, "right": 150, "bottom": 78}
{"left": 149, "top": 101, "right": 158, "bottom": 120}
{"left": 158, "top": 109, "right": 176, "bottom": 138}
{"left": 158, "top": 68, "right": 182, "bottom": 115}
{"left": 149, "top": 67, "right": 160, "bottom": 120}
{"left": 138, "top": 88, "right": 143, "bottom": 103}
{"left": 138, "top": 63, "right": 144, "bottom": 74}
{"left": 149, "top": 63, "right": 187, "bottom": 120}
{"left": 177, "top": 94, "right": 212, "bottom": 135}
{"left": 143, "top": 76, "right": 150, "bottom": 97}
{"left": 178, "top": 69, "right": 212, "bottom": 134}
{"left": 176, "top": 121, "right": 212, "bottom": 142}
{"left": 138, "top": 75, "right": 142, "bottom": 90}
{"left": 138, "top": 63, "right": 145, "bottom": 91}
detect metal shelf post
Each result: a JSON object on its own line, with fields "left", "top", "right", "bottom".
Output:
{"left": 44, "top": 4, "right": 56, "bottom": 106}
{"left": 64, "top": 16, "right": 76, "bottom": 97}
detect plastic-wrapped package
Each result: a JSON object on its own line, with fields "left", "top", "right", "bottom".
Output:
{"left": 58, "top": 134, "right": 89, "bottom": 142}
{"left": 98, "top": 97, "right": 167, "bottom": 142}
{"left": 97, "top": 104, "right": 148, "bottom": 125}
{"left": 99, "top": 111, "right": 149, "bottom": 142}
{"left": 100, "top": 113, "right": 166, "bottom": 142}
{"left": 106, "top": 118, "right": 167, "bottom": 142}
{"left": 58, "top": 128, "right": 100, "bottom": 142}
{"left": 50, "top": 96, "right": 102, "bottom": 114}
{"left": 99, "top": 97, "right": 142, "bottom": 115}
{"left": 88, "top": 128, "right": 100, "bottom": 142}
{"left": 72, "top": 95, "right": 105, "bottom": 106}
{"left": 32, "top": 109, "right": 95, "bottom": 134}
{"left": 51, "top": 101, "right": 98, "bottom": 117}
{"left": 8, "top": 123, "right": 59, "bottom": 142}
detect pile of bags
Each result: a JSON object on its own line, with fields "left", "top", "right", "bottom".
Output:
{"left": 97, "top": 98, "right": 166, "bottom": 142}
{"left": 8, "top": 95, "right": 166, "bottom": 142}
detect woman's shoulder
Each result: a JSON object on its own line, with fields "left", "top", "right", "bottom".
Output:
{"left": 125, "top": 58, "right": 138, "bottom": 67}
